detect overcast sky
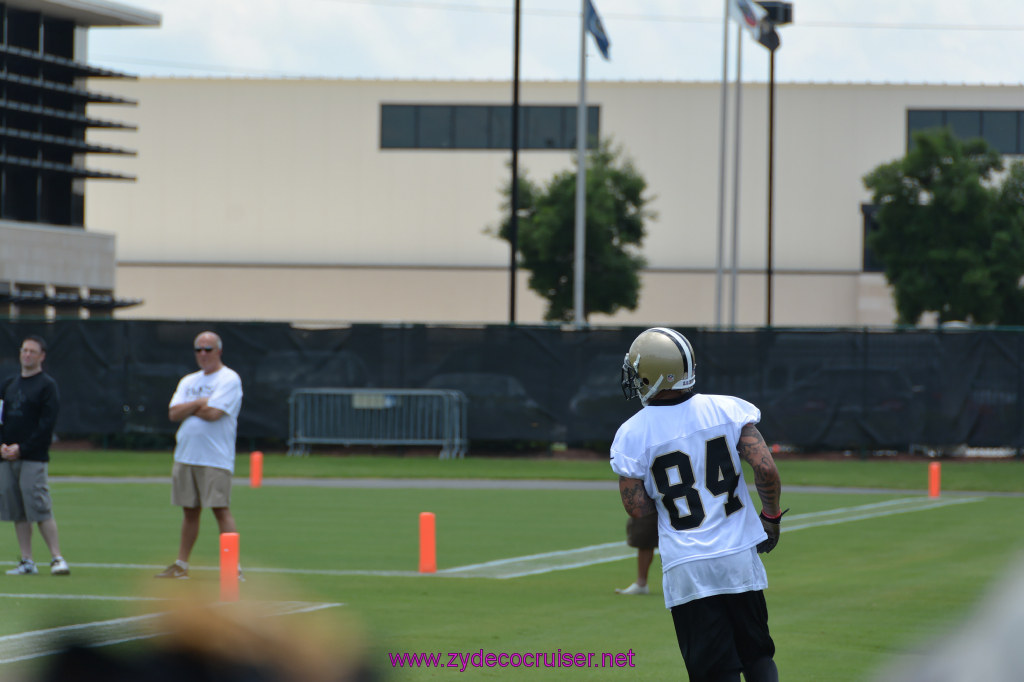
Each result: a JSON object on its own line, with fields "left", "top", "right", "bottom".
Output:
{"left": 88, "top": 0, "right": 1024, "bottom": 85}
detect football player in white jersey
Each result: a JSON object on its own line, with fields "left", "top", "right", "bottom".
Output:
{"left": 610, "top": 327, "right": 785, "bottom": 682}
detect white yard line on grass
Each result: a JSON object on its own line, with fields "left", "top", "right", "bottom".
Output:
{"left": 0, "top": 594, "right": 169, "bottom": 601}
{"left": 439, "top": 542, "right": 634, "bottom": 579}
{"left": 23, "top": 495, "right": 984, "bottom": 581}
{"left": 67, "top": 562, "right": 427, "bottom": 578}
{"left": 442, "top": 495, "right": 985, "bottom": 579}
{"left": 0, "top": 496, "right": 985, "bottom": 663}
{"left": 784, "top": 496, "right": 982, "bottom": 532}
{"left": 0, "top": 598, "right": 344, "bottom": 665}
{"left": 0, "top": 613, "right": 166, "bottom": 664}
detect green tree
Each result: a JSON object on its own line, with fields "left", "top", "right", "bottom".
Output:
{"left": 863, "top": 128, "right": 1024, "bottom": 325}
{"left": 491, "top": 141, "right": 653, "bottom": 322}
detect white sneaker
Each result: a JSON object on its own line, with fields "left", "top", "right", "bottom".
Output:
{"left": 614, "top": 582, "right": 649, "bottom": 595}
{"left": 50, "top": 557, "right": 70, "bottom": 576}
{"left": 6, "top": 559, "right": 38, "bottom": 576}
{"left": 154, "top": 562, "right": 189, "bottom": 579}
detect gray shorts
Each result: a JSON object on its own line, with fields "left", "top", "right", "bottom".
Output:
{"left": 0, "top": 460, "right": 53, "bottom": 522}
{"left": 626, "top": 512, "right": 659, "bottom": 549}
{"left": 171, "top": 462, "right": 232, "bottom": 508}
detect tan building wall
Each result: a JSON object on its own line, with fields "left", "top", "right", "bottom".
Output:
{"left": 115, "top": 264, "right": 549, "bottom": 324}
{"left": 85, "top": 78, "right": 1024, "bottom": 326}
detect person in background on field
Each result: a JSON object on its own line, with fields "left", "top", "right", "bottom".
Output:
{"left": 156, "top": 331, "right": 243, "bottom": 579}
{"left": 611, "top": 327, "right": 785, "bottom": 682}
{"left": 615, "top": 512, "right": 658, "bottom": 595}
{"left": 0, "top": 335, "right": 69, "bottom": 576}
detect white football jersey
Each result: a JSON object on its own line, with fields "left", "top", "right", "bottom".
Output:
{"left": 610, "top": 392, "right": 768, "bottom": 605}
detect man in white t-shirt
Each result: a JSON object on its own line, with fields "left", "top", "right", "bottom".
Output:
{"left": 155, "top": 331, "right": 243, "bottom": 579}
{"left": 610, "top": 327, "right": 785, "bottom": 682}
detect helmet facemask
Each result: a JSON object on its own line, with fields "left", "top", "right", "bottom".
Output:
{"left": 621, "top": 354, "right": 639, "bottom": 400}
{"left": 620, "top": 328, "right": 696, "bottom": 406}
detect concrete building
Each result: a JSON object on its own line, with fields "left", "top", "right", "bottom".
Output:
{"left": 83, "top": 76, "right": 1024, "bottom": 327}
{"left": 0, "top": 0, "right": 159, "bottom": 319}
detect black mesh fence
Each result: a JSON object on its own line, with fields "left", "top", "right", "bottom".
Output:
{"left": 0, "top": 320, "right": 1021, "bottom": 451}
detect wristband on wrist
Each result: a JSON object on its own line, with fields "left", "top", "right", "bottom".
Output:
{"left": 760, "top": 508, "right": 789, "bottom": 522}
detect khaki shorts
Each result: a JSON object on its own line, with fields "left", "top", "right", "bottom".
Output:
{"left": 626, "top": 512, "right": 658, "bottom": 549}
{"left": 0, "top": 460, "right": 53, "bottom": 522}
{"left": 171, "top": 462, "right": 232, "bottom": 508}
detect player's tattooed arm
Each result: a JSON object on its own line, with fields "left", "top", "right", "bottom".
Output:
{"left": 737, "top": 423, "right": 781, "bottom": 516}
{"left": 619, "top": 476, "right": 656, "bottom": 518}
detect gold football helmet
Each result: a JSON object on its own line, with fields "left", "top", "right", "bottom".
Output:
{"left": 621, "top": 327, "right": 696, "bottom": 405}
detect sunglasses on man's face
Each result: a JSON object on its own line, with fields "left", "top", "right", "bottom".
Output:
{"left": 194, "top": 347, "right": 216, "bottom": 353}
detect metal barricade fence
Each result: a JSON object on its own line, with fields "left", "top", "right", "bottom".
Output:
{"left": 288, "top": 388, "right": 468, "bottom": 459}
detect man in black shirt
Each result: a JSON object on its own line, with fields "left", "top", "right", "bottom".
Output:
{"left": 0, "top": 335, "right": 68, "bottom": 576}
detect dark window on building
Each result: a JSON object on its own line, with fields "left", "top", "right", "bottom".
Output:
{"left": 6, "top": 9, "right": 40, "bottom": 51}
{"left": 381, "top": 104, "right": 600, "bottom": 150}
{"left": 908, "top": 109, "right": 1024, "bottom": 154}
{"left": 981, "top": 110, "right": 1018, "bottom": 154}
{"left": 417, "top": 105, "right": 454, "bottom": 148}
{"left": 861, "top": 204, "right": 884, "bottom": 273}
{"left": 946, "top": 110, "right": 981, "bottom": 140}
{"left": 380, "top": 106, "right": 416, "bottom": 148}
{"left": 908, "top": 110, "right": 948, "bottom": 151}
{"left": 454, "top": 106, "right": 489, "bottom": 148}
{"left": 71, "top": 186, "right": 84, "bottom": 226}
{"left": 5, "top": 169, "right": 39, "bottom": 222}
{"left": 524, "top": 106, "right": 563, "bottom": 149}
{"left": 7, "top": 110, "right": 36, "bottom": 137}
{"left": 488, "top": 106, "right": 528, "bottom": 149}
{"left": 565, "top": 106, "right": 601, "bottom": 148}
{"left": 489, "top": 106, "right": 511, "bottom": 149}
{"left": 907, "top": 110, "right": 942, "bottom": 135}
{"left": 41, "top": 18, "right": 74, "bottom": 59}
{"left": 40, "top": 175, "right": 71, "bottom": 225}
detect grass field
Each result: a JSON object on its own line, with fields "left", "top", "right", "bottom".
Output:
{"left": 48, "top": 449, "right": 1024, "bottom": 492}
{"left": 0, "top": 452, "right": 1020, "bottom": 681}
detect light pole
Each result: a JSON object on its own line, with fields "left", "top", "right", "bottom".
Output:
{"left": 508, "top": 0, "right": 522, "bottom": 325}
{"left": 756, "top": 1, "right": 792, "bottom": 327}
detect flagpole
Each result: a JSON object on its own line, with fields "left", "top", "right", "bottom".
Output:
{"left": 508, "top": 0, "right": 522, "bottom": 325}
{"left": 728, "top": 23, "right": 742, "bottom": 328}
{"left": 715, "top": 0, "right": 730, "bottom": 328}
{"left": 573, "top": 0, "right": 588, "bottom": 327}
